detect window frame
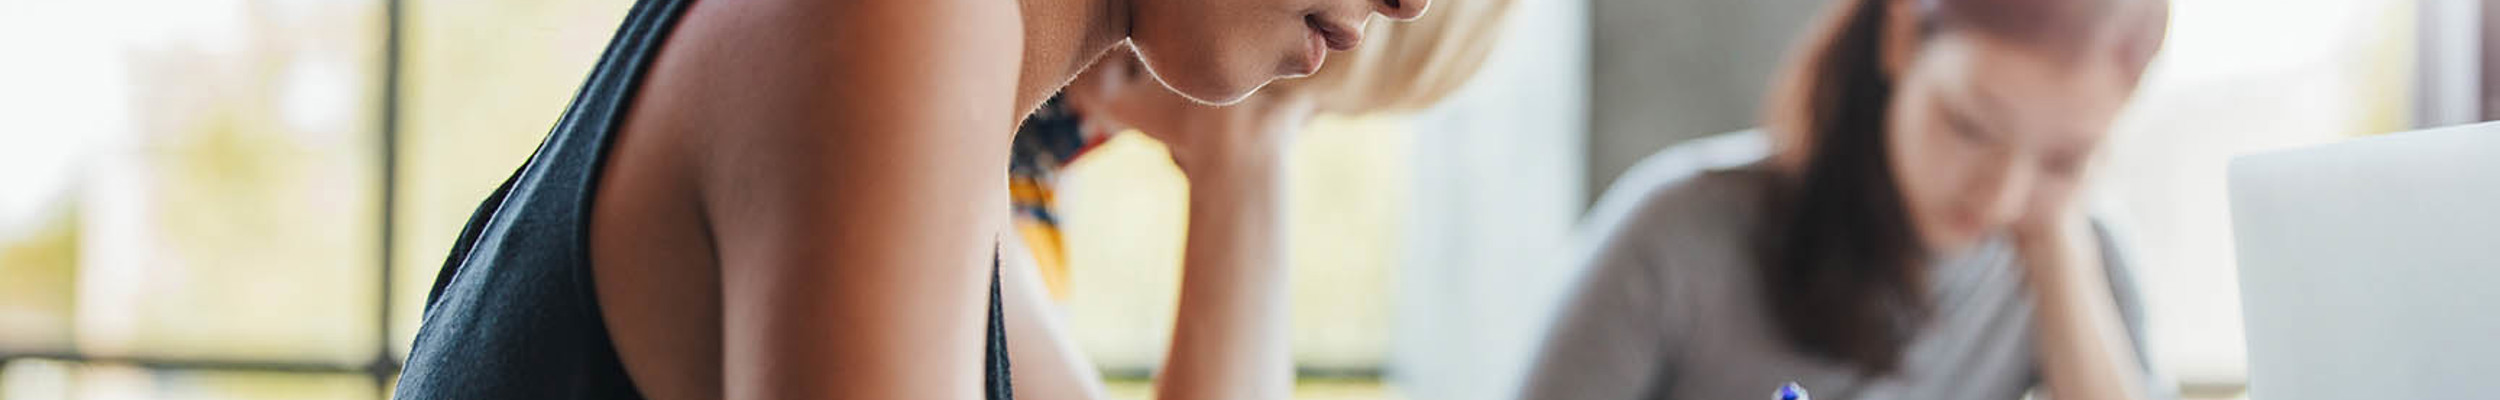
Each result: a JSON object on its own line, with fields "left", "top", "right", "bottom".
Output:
{"left": 0, "top": 1, "right": 409, "bottom": 398}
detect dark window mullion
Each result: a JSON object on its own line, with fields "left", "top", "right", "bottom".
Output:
{"left": 374, "top": 0, "right": 408, "bottom": 397}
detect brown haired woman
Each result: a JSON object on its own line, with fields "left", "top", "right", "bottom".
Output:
{"left": 1517, "top": 0, "right": 2171, "bottom": 399}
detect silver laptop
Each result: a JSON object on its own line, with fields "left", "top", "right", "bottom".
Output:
{"left": 2227, "top": 121, "right": 2500, "bottom": 399}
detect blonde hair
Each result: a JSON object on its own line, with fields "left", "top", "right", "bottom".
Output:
{"left": 1289, "top": 0, "right": 1520, "bottom": 115}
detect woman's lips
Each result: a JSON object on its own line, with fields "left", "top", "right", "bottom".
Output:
{"left": 1291, "top": 28, "right": 1327, "bottom": 77}
{"left": 1310, "top": 15, "right": 1361, "bottom": 51}
{"left": 1288, "top": 15, "right": 1362, "bottom": 77}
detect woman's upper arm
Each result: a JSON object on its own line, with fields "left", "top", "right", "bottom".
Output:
{"left": 681, "top": 0, "right": 1023, "bottom": 398}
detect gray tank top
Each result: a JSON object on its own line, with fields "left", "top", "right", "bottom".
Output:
{"left": 392, "top": 0, "right": 1012, "bottom": 398}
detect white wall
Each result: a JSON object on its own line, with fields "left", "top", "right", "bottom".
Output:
{"left": 1389, "top": 0, "right": 1589, "bottom": 397}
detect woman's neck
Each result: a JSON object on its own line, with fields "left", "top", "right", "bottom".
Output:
{"left": 1245, "top": 91, "right": 1320, "bottom": 136}
{"left": 1016, "top": 0, "right": 1130, "bottom": 121}
{"left": 1209, "top": 90, "right": 1320, "bottom": 150}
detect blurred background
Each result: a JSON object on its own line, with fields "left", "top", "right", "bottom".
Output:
{"left": 0, "top": 0, "right": 2489, "bottom": 399}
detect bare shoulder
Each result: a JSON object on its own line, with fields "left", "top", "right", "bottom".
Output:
{"left": 644, "top": 0, "right": 1029, "bottom": 195}
{"left": 600, "top": 0, "right": 1033, "bottom": 242}
{"left": 631, "top": 0, "right": 1033, "bottom": 398}
{"left": 662, "top": 0, "right": 1024, "bottom": 116}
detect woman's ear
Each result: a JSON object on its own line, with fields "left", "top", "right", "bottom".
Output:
{"left": 1877, "top": 0, "right": 1927, "bottom": 80}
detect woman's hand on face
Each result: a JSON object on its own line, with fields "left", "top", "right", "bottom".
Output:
{"left": 1135, "top": 100, "right": 1304, "bottom": 182}
{"left": 2007, "top": 174, "right": 2150, "bottom": 400}
{"left": 1065, "top": 47, "right": 1313, "bottom": 183}
{"left": 1060, "top": 49, "right": 1319, "bottom": 400}
{"left": 2013, "top": 198, "right": 2095, "bottom": 267}
{"left": 2009, "top": 163, "right": 2099, "bottom": 274}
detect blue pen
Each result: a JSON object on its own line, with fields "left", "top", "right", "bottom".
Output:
{"left": 1772, "top": 381, "right": 1810, "bottom": 400}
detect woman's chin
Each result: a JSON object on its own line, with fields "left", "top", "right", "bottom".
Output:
{"left": 1167, "top": 79, "right": 1269, "bottom": 106}
{"left": 1144, "top": 66, "right": 1274, "bottom": 106}
{"left": 1132, "top": 48, "right": 1284, "bottom": 106}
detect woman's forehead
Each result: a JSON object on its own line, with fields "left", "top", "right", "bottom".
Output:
{"left": 1920, "top": 36, "right": 2130, "bottom": 140}
{"left": 1934, "top": 34, "right": 2129, "bottom": 96}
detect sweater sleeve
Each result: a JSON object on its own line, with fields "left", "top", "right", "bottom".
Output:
{"left": 2094, "top": 219, "right": 2177, "bottom": 400}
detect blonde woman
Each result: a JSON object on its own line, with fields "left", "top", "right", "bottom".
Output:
{"left": 996, "top": 1, "right": 1514, "bottom": 397}
{"left": 396, "top": 0, "right": 1436, "bottom": 397}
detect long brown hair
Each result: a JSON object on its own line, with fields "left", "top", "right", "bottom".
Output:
{"left": 1754, "top": 0, "right": 2168, "bottom": 375}
{"left": 1754, "top": 0, "right": 1927, "bottom": 376}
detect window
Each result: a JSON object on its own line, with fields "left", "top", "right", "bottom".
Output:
{"left": 2100, "top": 0, "right": 2423, "bottom": 394}
{"left": 0, "top": 0, "right": 393, "bottom": 398}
